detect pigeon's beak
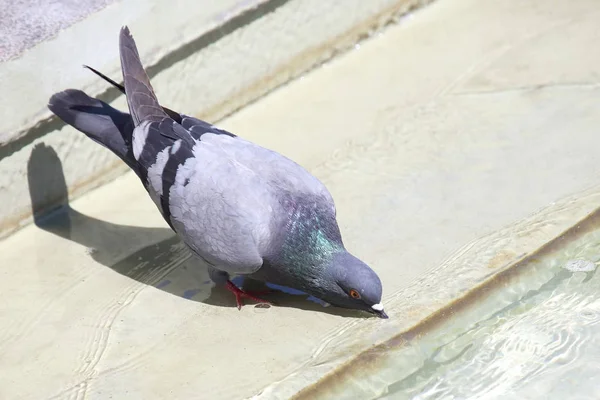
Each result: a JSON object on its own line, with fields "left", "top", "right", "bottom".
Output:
{"left": 371, "top": 303, "right": 389, "bottom": 319}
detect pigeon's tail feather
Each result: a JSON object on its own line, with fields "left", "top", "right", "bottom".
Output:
{"left": 119, "top": 26, "right": 169, "bottom": 125}
{"left": 84, "top": 64, "right": 182, "bottom": 123}
{"left": 48, "top": 89, "right": 139, "bottom": 173}
{"left": 83, "top": 65, "right": 125, "bottom": 94}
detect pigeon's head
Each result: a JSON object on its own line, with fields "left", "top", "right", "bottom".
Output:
{"left": 320, "top": 251, "right": 387, "bottom": 318}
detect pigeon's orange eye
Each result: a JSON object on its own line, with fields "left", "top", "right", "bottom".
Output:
{"left": 349, "top": 289, "right": 361, "bottom": 299}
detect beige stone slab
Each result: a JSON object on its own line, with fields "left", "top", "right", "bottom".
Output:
{"left": 1, "top": 0, "right": 600, "bottom": 399}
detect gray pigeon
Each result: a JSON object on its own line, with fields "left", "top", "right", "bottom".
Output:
{"left": 48, "top": 26, "right": 387, "bottom": 318}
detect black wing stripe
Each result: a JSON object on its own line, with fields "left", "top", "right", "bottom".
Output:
{"left": 160, "top": 141, "right": 195, "bottom": 226}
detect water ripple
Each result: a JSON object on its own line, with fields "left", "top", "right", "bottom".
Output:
{"left": 381, "top": 267, "right": 600, "bottom": 400}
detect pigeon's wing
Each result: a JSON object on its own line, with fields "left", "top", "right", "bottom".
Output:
{"left": 127, "top": 113, "right": 272, "bottom": 274}
{"left": 132, "top": 118, "right": 335, "bottom": 276}
{"left": 164, "top": 130, "right": 336, "bottom": 275}
{"left": 128, "top": 116, "right": 240, "bottom": 227}
{"left": 117, "top": 26, "right": 198, "bottom": 226}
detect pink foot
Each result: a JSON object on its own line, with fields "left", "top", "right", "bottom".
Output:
{"left": 225, "top": 280, "right": 272, "bottom": 310}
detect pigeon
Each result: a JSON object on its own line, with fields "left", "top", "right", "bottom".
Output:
{"left": 48, "top": 26, "right": 388, "bottom": 318}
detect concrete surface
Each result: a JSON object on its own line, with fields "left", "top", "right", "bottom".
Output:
{"left": 2, "top": 0, "right": 600, "bottom": 399}
{"left": 0, "top": 0, "right": 427, "bottom": 240}
{"left": 0, "top": 0, "right": 118, "bottom": 62}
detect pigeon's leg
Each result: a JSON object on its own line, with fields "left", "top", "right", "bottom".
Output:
{"left": 225, "top": 280, "right": 272, "bottom": 310}
{"left": 208, "top": 265, "right": 271, "bottom": 310}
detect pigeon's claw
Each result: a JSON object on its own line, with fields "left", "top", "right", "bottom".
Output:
{"left": 225, "top": 280, "right": 272, "bottom": 310}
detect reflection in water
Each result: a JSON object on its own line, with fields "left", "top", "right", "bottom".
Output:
{"left": 26, "top": 144, "right": 354, "bottom": 316}
{"left": 375, "top": 226, "right": 600, "bottom": 399}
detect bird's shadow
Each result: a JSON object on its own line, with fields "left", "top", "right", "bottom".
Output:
{"left": 27, "top": 143, "right": 368, "bottom": 318}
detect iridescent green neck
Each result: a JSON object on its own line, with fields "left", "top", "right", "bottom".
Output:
{"left": 279, "top": 202, "right": 344, "bottom": 272}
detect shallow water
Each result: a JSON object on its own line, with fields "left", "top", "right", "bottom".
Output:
{"left": 363, "top": 225, "right": 600, "bottom": 399}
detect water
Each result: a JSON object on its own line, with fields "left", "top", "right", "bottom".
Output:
{"left": 300, "top": 218, "right": 600, "bottom": 400}
{"left": 339, "top": 223, "right": 600, "bottom": 399}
